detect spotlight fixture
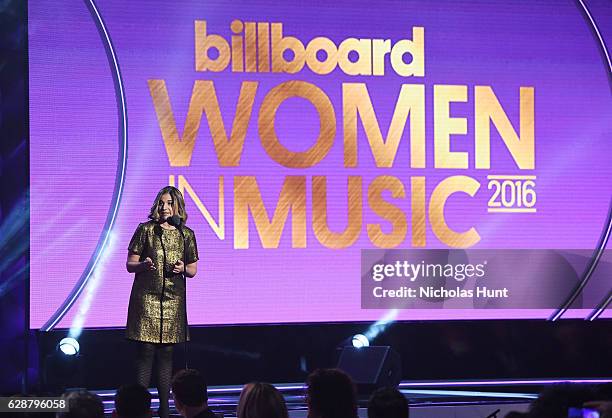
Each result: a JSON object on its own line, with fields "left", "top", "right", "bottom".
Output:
{"left": 58, "top": 337, "right": 80, "bottom": 356}
{"left": 44, "top": 337, "right": 83, "bottom": 391}
{"left": 351, "top": 334, "right": 370, "bottom": 348}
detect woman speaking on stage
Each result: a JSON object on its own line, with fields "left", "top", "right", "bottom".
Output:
{"left": 125, "top": 186, "right": 199, "bottom": 418}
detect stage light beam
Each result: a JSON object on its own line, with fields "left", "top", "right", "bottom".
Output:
{"left": 364, "top": 308, "right": 398, "bottom": 342}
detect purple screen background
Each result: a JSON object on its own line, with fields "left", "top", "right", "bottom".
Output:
{"left": 29, "top": 0, "right": 612, "bottom": 328}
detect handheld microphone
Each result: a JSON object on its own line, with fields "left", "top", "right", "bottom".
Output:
{"left": 168, "top": 215, "right": 182, "bottom": 227}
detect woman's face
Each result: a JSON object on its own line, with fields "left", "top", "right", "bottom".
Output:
{"left": 157, "top": 193, "right": 174, "bottom": 221}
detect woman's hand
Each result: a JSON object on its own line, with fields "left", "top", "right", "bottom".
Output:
{"left": 127, "top": 253, "right": 155, "bottom": 273}
{"left": 171, "top": 260, "right": 197, "bottom": 277}
{"left": 142, "top": 257, "right": 156, "bottom": 271}
{"left": 173, "top": 260, "right": 185, "bottom": 274}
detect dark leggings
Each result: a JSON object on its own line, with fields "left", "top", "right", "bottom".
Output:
{"left": 135, "top": 342, "right": 173, "bottom": 418}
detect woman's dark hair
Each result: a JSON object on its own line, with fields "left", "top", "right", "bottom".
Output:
{"left": 306, "top": 368, "right": 358, "bottom": 418}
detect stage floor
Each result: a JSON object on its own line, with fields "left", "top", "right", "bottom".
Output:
{"left": 93, "top": 378, "right": 589, "bottom": 417}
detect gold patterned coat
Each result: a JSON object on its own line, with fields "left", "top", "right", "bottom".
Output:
{"left": 126, "top": 221, "right": 199, "bottom": 344}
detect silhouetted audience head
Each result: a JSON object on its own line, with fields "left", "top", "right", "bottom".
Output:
{"left": 171, "top": 369, "right": 210, "bottom": 416}
{"left": 113, "top": 383, "right": 152, "bottom": 418}
{"left": 527, "top": 383, "right": 599, "bottom": 418}
{"left": 306, "top": 368, "right": 358, "bottom": 418}
{"left": 237, "top": 382, "right": 289, "bottom": 418}
{"left": 368, "top": 386, "right": 409, "bottom": 418}
{"left": 172, "top": 369, "right": 208, "bottom": 406}
{"left": 57, "top": 390, "right": 104, "bottom": 418}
